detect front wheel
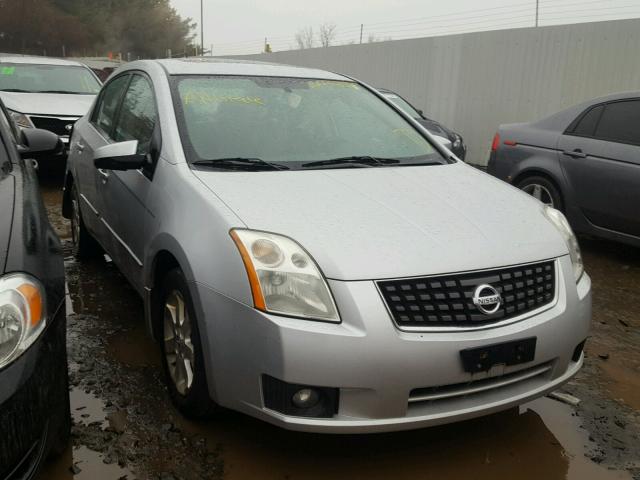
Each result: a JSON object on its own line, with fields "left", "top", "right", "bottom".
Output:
{"left": 517, "top": 176, "right": 563, "bottom": 210}
{"left": 70, "top": 183, "right": 101, "bottom": 258}
{"left": 159, "top": 268, "right": 217, "bottom": 419}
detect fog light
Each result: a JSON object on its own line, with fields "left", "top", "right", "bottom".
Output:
{"left": 292, "top": 388, "right": 319, "bottom": 408}
{"left": 262, "top": 375, "right": 339, "bottom": 418}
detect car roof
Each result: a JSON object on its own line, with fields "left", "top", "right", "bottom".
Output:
{"left": 534, "top": 90, "right": 640, "bottom": 130}
{"left": 0, "top": 55, "right": 87, "bottom": 67}
{"left": 145, "top": 58, "right": 348, "bottom": 81}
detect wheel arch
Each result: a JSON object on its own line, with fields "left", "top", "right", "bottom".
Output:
{"left": 145, "top": 235, "right": 198, "bottom": 341}
{"left": 512, "top": 168, "right": 565, "bottom": 206}
{"left": 61, "top": 172, "right": 74, "bottom": 219}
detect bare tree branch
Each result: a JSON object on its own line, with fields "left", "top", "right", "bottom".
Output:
{"left": 318, "top": 23, "right": 336, "bottom": 47}
{"left": 294, "top": 26, "right": 315, "bottom": 49}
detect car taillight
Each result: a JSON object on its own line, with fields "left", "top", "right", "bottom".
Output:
{"left": 491, "top": 133, "right": 500, "bottom": 152}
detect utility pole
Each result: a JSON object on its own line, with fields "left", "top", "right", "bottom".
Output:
{"left": 200, "top": 0, "right": 204, "bottom": 56}
{"left": 535, "top": 0, "right": 539, "bottom": 27}
{"left": 360, "top": 24, "right": 363, "bottom": 44}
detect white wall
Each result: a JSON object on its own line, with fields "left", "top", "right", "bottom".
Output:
{"left": 232, "top": 19, "right": 640, "bottom": 165}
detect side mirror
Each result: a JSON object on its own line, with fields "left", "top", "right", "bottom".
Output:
{"left": 18, "top": 128, "right": 63, "bottom": 159}
{"left": 93, "top": 140, "right": 146, "bottom": 171}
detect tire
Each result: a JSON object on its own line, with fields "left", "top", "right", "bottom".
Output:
{"left": 158, "top": 268, "right": 217, "bottom": 419}
{"left": 70, "top": 183, "right": 101, "bottom": 258}
{"left": 517, "top": 175, "right": 563, "bottom": 211}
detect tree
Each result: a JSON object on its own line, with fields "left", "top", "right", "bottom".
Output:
{"left": 295, "top": 26, "right": 314, "bottom": 49}
{"left": 318, "top": 23, "right": 336, "bottom": 47}
{"left": 0, "top": 0, "right": 196, "bottom": 58}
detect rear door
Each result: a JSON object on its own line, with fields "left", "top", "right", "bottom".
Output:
{"left": 558, "top": 99, "right": 640, "bottom": 237}
{"left": 97, "top": 73, "right": 159, "bottom": 291}
{"left": 73, "top": 73, "right": 130, "bottom": 241}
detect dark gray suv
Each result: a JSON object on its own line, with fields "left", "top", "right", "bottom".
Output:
{"left": 488, "top": 92, "right": 640, "bottom": 248}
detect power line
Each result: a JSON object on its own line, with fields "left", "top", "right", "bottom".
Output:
{"left": 213, "top": 0, "right": 640, "bottom": 55}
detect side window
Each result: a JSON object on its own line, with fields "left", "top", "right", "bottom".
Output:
{"left": 570, "top": 105, "right": 604, "bottom": 137}
{"left": 594, "top": 100, "right": 640, "bottom": 145}
{"left": 92, "top": 75, "right": 130, "bottom": 138}
{"left": 113, "top": 75, "right": 157, "bottom": 155}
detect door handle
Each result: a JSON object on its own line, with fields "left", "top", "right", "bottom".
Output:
{"left": 76, "top": 142, "right": 85, "bottom": 153}
{"left": 97, "top": 168, "right": 110, "bottom": 183}
{"left": 562, "top": 149, "right": 587, "bottom": 159}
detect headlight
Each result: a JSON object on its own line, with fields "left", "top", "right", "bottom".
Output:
{"left": 231, "top": 230, "right": 339, "bottom": 322}
{"left": 8, "top": 109, "right": 33, "bottom": 129}
{"left": 543, "top": 206, "right": 584, "bottom": 282}
{"left": 0, "top": 274, "right": 46, "bottom": 369}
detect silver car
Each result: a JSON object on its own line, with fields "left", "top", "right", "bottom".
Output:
{"left": 63, "top": 59, "right": 591, "bottom": 433}
{"left": 0, "top": 56, "right": 101, "bottom": 152}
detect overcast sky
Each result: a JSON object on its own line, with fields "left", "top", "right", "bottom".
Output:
{"left": 169, "top": 0, "right": 640, "bottom": 55}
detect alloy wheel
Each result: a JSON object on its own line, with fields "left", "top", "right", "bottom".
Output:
{"left": 522, "top": 183, "right": 555, "bottom": 207}
{"left": 164, "top": 290, "right": 196, "bottom": 395}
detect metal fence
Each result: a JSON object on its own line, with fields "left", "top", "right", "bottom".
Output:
{"left": 232, "top": 18, "right": 640, "bottom": 165}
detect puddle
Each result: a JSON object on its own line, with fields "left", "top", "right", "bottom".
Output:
{"left": 174, "top": 397, "right": 631, "bottom": 480}
{"left": 106, "top": 324, "right": 160, "bottom": 368}
{"left": 40, "top": 446, "right": 134, "bottom": 479}
{"left": 70, "top": 388, "right": 108, "bottom": 428}
{"left": 598, "top": 359, "right": 640, "bottom": 411}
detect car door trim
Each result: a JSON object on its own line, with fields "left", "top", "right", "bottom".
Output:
{"left": 80, "top": 193, "right": 99, "bottom": 216}
{"left": 100, "top": 217, "right": 143, "bottom": 267}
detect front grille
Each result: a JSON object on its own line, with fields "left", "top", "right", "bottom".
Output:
{"left": 377, "top": 260, "right": 556, "bottom": 329}
{"left": 29, "top": 116, "right": 77, "bottom": 136}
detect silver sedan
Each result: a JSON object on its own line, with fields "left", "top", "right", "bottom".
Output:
{"left": 63, "top": 59, "right": 591, "bottom": 432}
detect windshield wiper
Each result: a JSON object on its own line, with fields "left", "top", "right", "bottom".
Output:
{"left": 192, "top": 157, "right": 290, "bottom": 171}
{"left": 301, "top": 156, "right": 400, "bottom": 169}
{"left": 0, "top": 88, "right": 31, "bottom": 93}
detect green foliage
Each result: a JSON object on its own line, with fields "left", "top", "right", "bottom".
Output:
{"left": 0, "top": 0, "right": 196, "bottom": 58}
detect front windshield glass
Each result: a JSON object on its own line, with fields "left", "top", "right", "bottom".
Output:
{"left": 382, "top": 92, "right": 423, "bottom": 119}
{"left": 0, "top": 63, "right": 101, "bottom": 94}
{"left": 172, "top": 76, "right": 446, "bottom": 169}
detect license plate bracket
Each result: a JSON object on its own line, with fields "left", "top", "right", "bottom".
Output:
{"left": 460, "top": 337, "right": 537, "bottom": 373}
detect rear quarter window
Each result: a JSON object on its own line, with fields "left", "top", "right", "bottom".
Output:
{"left": 569, "top": 105, "right": 604, "bottom": 137}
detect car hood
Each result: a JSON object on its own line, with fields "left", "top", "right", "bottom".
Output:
{"left": 194, "top": 162, "right": 568, "bottom": 281}
{"left": 0, "top": 92, "right": 95, "bottom": 117}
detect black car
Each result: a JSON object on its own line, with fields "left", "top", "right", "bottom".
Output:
{"left": 488, "top": 91, "right": 640, "bottom": 248}
{"left": 378, "top": 88, "right": 467, "bottom": 160}
{"left": 0, "top": 98, "right": 69, "bottom": 478}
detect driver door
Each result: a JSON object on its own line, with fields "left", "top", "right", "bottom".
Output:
{"left": 96, "top": 73, "right": 159, "bottom": 292}
{"left": 73, "top": 73, "right": 131, "bottom": 242}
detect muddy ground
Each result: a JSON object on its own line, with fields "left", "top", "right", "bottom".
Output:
{"left": 35, "top": 171, "right": 640, "bottom": 480}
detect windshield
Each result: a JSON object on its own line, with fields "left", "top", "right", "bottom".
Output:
{"left": 0, "top": 63, "right": 101, "bottom": 94}
{"left": 382, "top": 92, "right": 423, "bottom": 119}
{"left": 172, "top": 76, "right": 446, "bottom": 169}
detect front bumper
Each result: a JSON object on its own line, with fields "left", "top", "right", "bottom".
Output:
{"left": 0, "top": 305, "right": 67, "bottom": 479}
{"left": 197, "top": 256, "right": 591, "bottom": 433}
